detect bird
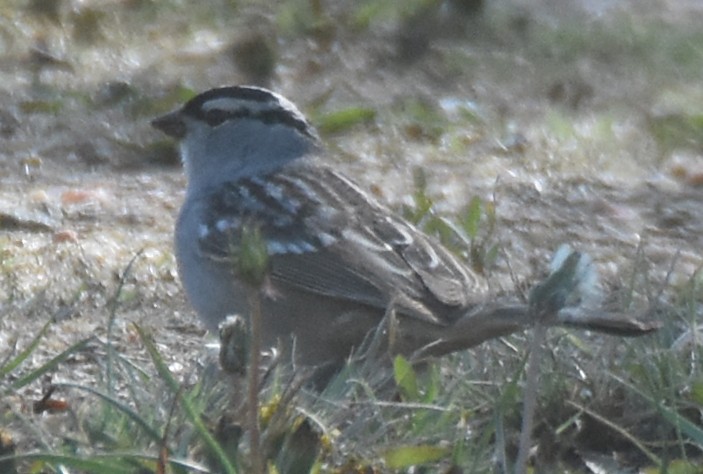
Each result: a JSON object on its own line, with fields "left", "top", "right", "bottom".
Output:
{"left": 151, "top": 85, "right": 657, "bottom": 379}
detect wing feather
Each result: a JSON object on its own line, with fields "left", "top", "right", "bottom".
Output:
{"left": 196, "top": 162, "right": 488, "bottom": 325}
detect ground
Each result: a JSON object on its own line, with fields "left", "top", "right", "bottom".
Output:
{"left": 1, "top": 1, "right": 702, "bottom": 472}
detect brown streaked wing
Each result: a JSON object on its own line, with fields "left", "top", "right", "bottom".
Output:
{"left": 265, "top": 163, "right": 487, "bottom": 324}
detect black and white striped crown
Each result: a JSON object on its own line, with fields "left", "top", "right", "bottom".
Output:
{"left": 181, "top": 86, "right": 318, "bottom": 141}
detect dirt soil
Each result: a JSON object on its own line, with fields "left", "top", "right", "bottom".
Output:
{"left": 1, "top": 0, "right": 702, "bottom": 464}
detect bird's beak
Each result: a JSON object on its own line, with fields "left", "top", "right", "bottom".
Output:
{"left": 151, "top": 110, "right": 186, "bottom": 139}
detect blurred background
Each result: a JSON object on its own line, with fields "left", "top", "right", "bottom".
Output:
{"left": 1, "top": 1, "right": 702, "bottom": 472}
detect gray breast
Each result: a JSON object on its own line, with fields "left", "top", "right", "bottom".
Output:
{"left": 175, "top": 198, "right": 249, "bottom": 331}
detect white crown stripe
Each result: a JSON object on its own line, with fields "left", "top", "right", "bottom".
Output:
{"left": 194, "top": 88, "right": 316, "bottom": 139}
{"left": 200, "top": 97, "right": 274, "bottom": 114}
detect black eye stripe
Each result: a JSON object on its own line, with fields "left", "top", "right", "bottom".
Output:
{"left": 202, "top": 108, "right": 231, "bottom": 126}
{"left": 259, "top": 109, "right": 313, "bottom": 137}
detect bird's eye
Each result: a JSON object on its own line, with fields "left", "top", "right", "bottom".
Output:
{"left": 203, "top": 108, "right": 231, "bottom": 127}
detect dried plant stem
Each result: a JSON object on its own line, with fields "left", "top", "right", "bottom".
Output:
{"left": 247, "top": 288, "right": 264, "bottom": 474}
{"left": 514, "top": 322, "right": 546, "bottom": 474}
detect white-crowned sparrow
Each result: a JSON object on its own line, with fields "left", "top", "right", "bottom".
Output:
{"left": 151, "top": 86, "right": 657, "bottom": 375}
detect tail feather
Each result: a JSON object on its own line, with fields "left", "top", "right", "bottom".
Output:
{"left": 557, "top": 307, "right": 661, "bottom": 337}
{"left": 531, "top": 246, "right": 660, "bottom": 336}
{"left": 413, "top": 247, "right": 659, "bottom": 360}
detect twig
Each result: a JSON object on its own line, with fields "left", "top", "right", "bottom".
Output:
{"left": 514, "top": 322, "right": 546, "bottom": 474}
{"left": 566, "top": 399, "right": 662, "bottom": 466}
{"left": 106, "top": 250, "right": 143, "bottom": 398}
{"left": 247, "top": 288, "right": 264, "bottom": 474}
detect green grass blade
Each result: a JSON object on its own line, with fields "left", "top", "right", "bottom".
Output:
{"left": 0, "top": 320, "right": 51, "bottom": 379}
{"left": 0, "top": 452, "right": 133, "bottom": 474}
{"left": 0, "top": 451, "right": 211, "bottom": 474}
{"left": 134, "top": 323, "right": 238, "bottom": 474}
{"left": 315, "top": 106, "right": 376, "bottom": 134}
{"left": 54, "top": 382, "right": 163, "bottom": 443}
{"left": 107, "top": 250, "right": 144, "bottom": 400}
{"left": 567, "top": 399, "right": 662, "bottom": 466}
{"left": 383, "top": 444, "right": 450, "bottom": 469}
{"left": 10, "top": 336, "right": 94, "bottom": 391}
{"left": 610, "top": 373, "right": 703, "bottom": 447}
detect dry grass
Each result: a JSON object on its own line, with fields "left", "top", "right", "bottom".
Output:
{"left": 1, "top": 0, "right": 702, "bottom": 472}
